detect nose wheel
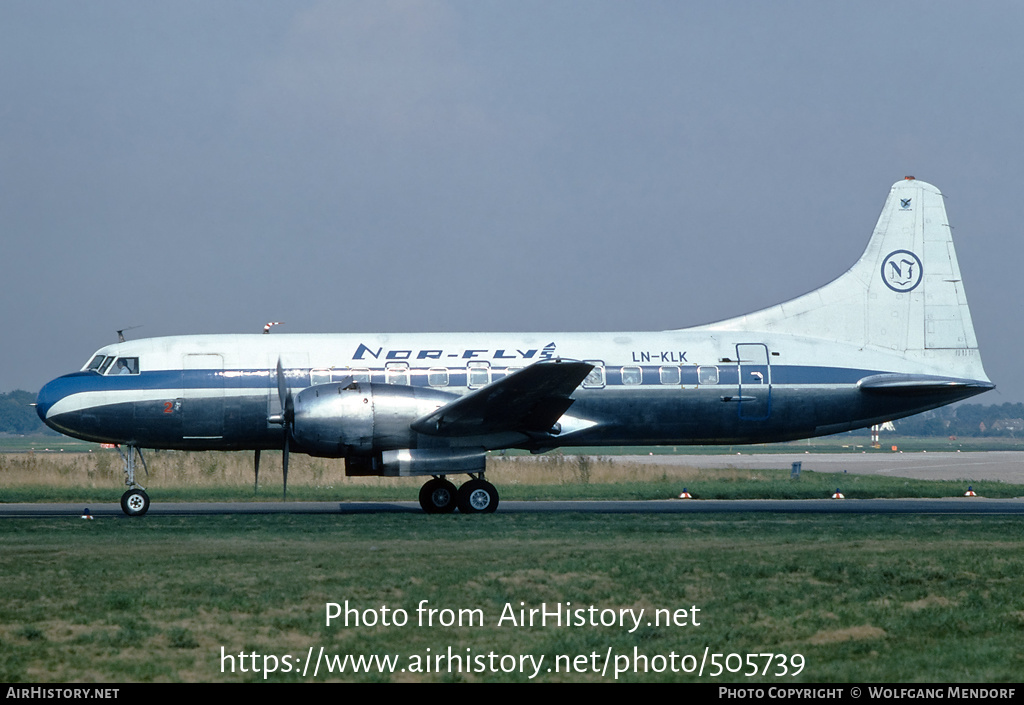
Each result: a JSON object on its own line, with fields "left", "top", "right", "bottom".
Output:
{"left": 120, "top": 488, "right": 151, "bottom": 517}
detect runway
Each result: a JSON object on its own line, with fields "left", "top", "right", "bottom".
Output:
{"left": 2, "top": 497, "right": 1023, "bottom": 517}
{"left": 609, "top": 450, "right": 1024, "bottom": 483}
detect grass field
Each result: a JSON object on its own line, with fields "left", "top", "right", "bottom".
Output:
{"left": 2, "top": 447, "right": 1023, "bottom": 683}
{"left": 1, "top": 512, "right": 1023, "bottom": 683}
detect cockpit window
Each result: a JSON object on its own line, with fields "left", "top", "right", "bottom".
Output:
{"left": 97, "top": 356, "right": 115, "bottom": 374}
{"left": 107, "top": 357, "right": 139, "bottom": 375}
{"left": 86, "top": 355, "right": 106, "bottom": 372}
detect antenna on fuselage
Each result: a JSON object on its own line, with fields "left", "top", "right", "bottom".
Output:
{"left": 116, "top": 326, "right": 142, "bottom": 343}
{"left": 263, "top": 321, "right": 284, "bottom": 334}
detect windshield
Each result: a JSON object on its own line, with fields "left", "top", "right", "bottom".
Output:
{"left": 107, "top": 357, "right": 139, "bottom": 375}
{"left": 83, "top": 354, "right": 140, "bottom": 375}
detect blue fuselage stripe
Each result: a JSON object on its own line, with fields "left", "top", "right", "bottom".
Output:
{"left": 41, "top": 363, "right": 880, "bottom": 399}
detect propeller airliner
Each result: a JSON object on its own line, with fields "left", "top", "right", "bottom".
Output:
{"left": 36, "top": 178, "right": 993, "bottom": 515}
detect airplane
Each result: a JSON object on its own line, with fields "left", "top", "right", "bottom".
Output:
{"left": 36, "top": 177, "right": 993, "bottom": 516}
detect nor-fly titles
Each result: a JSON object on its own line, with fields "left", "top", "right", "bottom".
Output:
{"left": 498, "top": 602, "right": 701, "bottom": 634}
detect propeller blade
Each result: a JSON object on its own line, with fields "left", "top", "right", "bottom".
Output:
{"left": 273, "top": 357, "right": 294, "bottom": 501}
{"left": 254, "top": 449, "right": 260, "bottom": 493}
{"left": 282, "top": 434, "right": 289, "bottom": 500}
{"left": 276, "top": 358, "right": 289, "bottom": 415}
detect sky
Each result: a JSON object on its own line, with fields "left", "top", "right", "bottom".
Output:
{"left": 2, "top": 1, "right": 1023, "bottom": 403}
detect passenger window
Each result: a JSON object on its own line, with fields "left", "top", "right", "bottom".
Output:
{"left": 698, "top": 366, "right": 719, "bottom": 385}
{"left": 428, "top": 368, "right": 449, "bottom": 387}
{"left": 582, "top": 361, "right": 605, "bottom": 389}
{"left": 659, "top": 366, "right": 681, "bottom": 385}
{"left": 310, "top": 368, "right": 331, "bottom": 385}
{"left": 621, "top": 366, "right": 643, "bottom": 385}
{"left": 349, "top": 368, "right": 371, "bottom": 384}
{"left": 385, "top": 362, "right": 409, "bottom": 386}
{"left": 467, "top": 362, "right": 490, "bottom": 388}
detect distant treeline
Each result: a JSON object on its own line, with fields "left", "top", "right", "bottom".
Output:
{"left": 0, "top": 390, "right": 52, "bottom": 435}
{"left": 888, "top": 402, "right": 1024, "bottom": 438}
{"left": 0, "top": 390, "right": 1021, "bottom": 439}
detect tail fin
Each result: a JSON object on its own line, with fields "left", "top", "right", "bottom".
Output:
{"left": 687, "top": 178, "right": 989, "bottom": 382}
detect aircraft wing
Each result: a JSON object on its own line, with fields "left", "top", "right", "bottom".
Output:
{"left": 410, "top": 359, "right": 594, "bottom": 437}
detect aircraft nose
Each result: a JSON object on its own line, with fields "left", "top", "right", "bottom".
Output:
{"left": 36, "top": 375, "right": 76, "bottom": 427}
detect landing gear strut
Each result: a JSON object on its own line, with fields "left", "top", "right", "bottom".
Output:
{"left": 117, "top": 444, "right": 150, "bottom": 517}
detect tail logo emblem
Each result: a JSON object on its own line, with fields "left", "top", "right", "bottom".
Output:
{"left": 881, "top": 250, "right": 923, "bottom": 292}
{"left": 901, "top": 198, "right": 912, "bottom": 209}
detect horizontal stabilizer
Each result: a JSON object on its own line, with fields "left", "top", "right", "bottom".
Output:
{"left": 411, "top": 359, "right": 594, "bottom": 437}
{"left": 858, "top": 373, "right": 995, "bottom": 395}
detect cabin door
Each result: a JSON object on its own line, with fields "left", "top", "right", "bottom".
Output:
{"left": 736, "top": 343, "right": 771, "bottom": 421}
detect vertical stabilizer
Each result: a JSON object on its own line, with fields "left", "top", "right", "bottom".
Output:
{"left": 686, "top": 178, "right": 988, "bottom": 381}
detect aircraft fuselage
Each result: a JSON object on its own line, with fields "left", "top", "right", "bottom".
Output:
{"left": 37, "top": 331, "right": 990, "bottom": 454}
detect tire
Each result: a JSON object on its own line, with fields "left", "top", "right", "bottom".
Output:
{"left": 457, "top": 479, "right": 499, "bottom": 514}
{"left": 419, "top": 478, "right": 458, "bottom": 514}
{"left": 120, "top": 489, "right": 150, "bottom": 517}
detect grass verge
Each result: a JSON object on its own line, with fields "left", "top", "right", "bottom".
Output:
{"left": 1, "top": 513, "right": 1022, "bottom": 682}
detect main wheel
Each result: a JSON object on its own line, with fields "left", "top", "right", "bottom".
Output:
{"left": 457, "top": 479, "right": 499, "bottom": 514}
{"left": 120, "top": 489, "right": 150, "bottom": 517}
{"left": 419, "top": 478, "right": 458, "bottom": 514}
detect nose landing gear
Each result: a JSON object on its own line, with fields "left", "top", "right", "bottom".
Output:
{"left": 117, "top": 444, "right": 150, "bottom": 517}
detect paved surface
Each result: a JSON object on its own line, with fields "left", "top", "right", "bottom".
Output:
{"left": 2, "top": 497, "right": 1022, "bottom": 517}
{"left": 611, "top": 451, "right": 1024, "bottom": 483}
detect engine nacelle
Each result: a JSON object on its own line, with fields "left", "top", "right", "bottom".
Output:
{"left": 291, "top": 382, "right": 456, "bottom": 457}
{"left": 345, "top": 448, "right": 487, "bottom": 477}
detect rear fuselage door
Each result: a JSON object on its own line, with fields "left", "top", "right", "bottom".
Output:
{"left": 736, "top": 343, "right": 771, "bottom": 420}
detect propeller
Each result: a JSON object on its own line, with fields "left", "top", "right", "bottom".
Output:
{"left": 267, "top": 358, "right": 294, "bottom": 499}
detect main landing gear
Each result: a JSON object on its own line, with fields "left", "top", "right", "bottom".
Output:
{"left": 117, "top": 444, "right": 150, "bottom": 517}
{"left": 419, "top": 474, "right": 499, "bottom": 514}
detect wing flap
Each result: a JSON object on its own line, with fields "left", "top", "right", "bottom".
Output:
{"left": 411, "top": 359, "right": 594, "bottom": 437}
